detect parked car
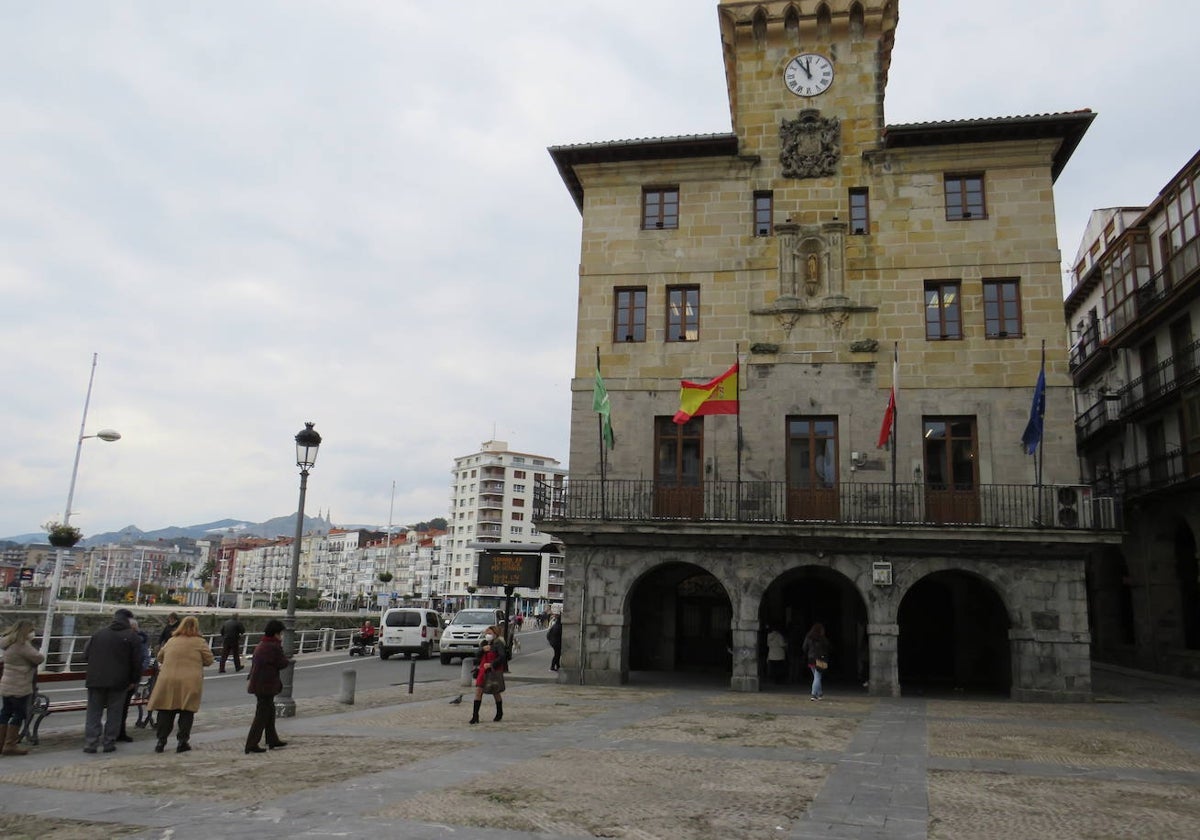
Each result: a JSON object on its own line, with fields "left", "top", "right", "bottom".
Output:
{"left": 378, "top": 607, "right": 442, "bottom": 660}
{"left": 439, "top": 608, "right": 507, "bottom": 665}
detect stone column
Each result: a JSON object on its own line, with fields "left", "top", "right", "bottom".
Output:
{"left": 868, "top": 623, "right": 900, "bottom": 696}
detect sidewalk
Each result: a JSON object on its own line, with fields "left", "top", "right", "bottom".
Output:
{"left": 1, "top": 651, "right": 1198, "bottom": 839}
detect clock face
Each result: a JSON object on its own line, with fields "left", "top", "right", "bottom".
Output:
{"left": 784, "top": 53, "right": 834, "bottom": 97}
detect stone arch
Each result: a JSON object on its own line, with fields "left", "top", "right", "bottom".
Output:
{"left": 784, "top": 5, "right": 800, "bottom": 39}
{"left": 758, "top": 564, "right": 868, "bottom": 690}
{"left": 849, "top": 2, "right": 866, "bottom": 40}
{"left": 624, "top": 560, "right": 735, "bottom": 676}
{"left": 815, "top": 4, "right": 832, "bottom": 41}
{"left": 751, "top": 8, "right": 768, "bottom": 46}
{"left": 897, "top": 568, "right": 1012, "bottom": 695}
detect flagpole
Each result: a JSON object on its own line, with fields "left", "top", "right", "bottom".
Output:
{"left": 891, "top": 342, "right": 898, "bottom": 523}
{"left": 735, "top": 344, "right": 742, "bottom": 521}
{"left": 1036, "top": 340, "right": 1045, "bottom": 490}
{"left": 595, "top": 346, "right": 607, "bottom": 519}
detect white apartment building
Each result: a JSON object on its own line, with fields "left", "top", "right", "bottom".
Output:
{"left": 444, "top": 439, "right": 566, "bottom": 612}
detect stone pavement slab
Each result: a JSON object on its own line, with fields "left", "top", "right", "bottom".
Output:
{"left": 0, "top": 660, "right": 1198, "bottom": 839}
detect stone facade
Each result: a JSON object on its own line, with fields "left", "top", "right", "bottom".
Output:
{"left": 545, "top": 0, "right": 1118, "bottom": 700}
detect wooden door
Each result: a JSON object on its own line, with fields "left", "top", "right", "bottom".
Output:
{"left": 654, "top": 416, "right": 704, "bottom": 518}
{"left": 786, "top": 416, "right": 839, "bottom": 521}
{"left": 923, "top": 418, "right": 980, "bottom": 524}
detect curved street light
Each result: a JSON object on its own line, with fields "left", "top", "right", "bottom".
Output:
{"left": 40, "top": 354, "right": 121, "bottom": 661}
{"left": 277, "top": 421, "right": 322, "bottom": 717}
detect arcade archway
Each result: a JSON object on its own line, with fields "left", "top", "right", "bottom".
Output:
{"left": 759, "top": 566, "right": 867, "bottom": 689}
{"left": 898, "top": 570, "right": 1011, "bottom": 695}
{"left": 627, "top": 563, "right": 732, "bottom": 673}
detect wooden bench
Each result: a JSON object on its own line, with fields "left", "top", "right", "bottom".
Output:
{"left": 21, "top": 668, "right": 156, "bottom": 746}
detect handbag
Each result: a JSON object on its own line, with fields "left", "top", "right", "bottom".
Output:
{"left": 815, "top": 658, "right": 828, "bottom": 670}
{"left": 482, "top": 670, "right": 506, "bottom": 695}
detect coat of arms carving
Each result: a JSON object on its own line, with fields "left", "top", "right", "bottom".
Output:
{"left": 780, "top": 110, "right": 840, "bottom": 179}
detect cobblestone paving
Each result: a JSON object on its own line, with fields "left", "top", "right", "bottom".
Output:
{"left": 0, "top": 814, "right": 142, "bottom": 840}
{"left": 929, "top": 720, "right": 1200, "bottom": 771}
{"left": 378, "top": 746, "right": 826, "bottom": 839}
{"left": 0, "top": 735, "right": 452, "bottom": 803}
{"left": 928, "top": 771, "right": 1200, "bottom": 839}
{"left": 1, "top": 664, "right": 1198, "bottom": 840}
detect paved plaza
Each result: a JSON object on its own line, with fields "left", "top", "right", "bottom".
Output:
{"left": 1, "top": 650, "right": 1198, "bottom": 839}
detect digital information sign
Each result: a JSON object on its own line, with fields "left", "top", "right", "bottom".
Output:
{"left": 477, "top": 553, "right": 542, "bottom": 589}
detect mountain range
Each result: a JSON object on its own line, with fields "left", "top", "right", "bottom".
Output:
{"left": 1, "top": 513, "right": 353, "bottom": 547}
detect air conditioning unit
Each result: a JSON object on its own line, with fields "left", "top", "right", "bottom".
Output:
{"left": 1051, "top": 485, "right": 1093, "bottom": 529}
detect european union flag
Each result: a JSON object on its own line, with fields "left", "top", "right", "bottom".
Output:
{"left": 1020, "top": 363, "right": 1046, "bottom": 455}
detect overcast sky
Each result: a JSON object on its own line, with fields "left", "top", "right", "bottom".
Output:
{"left": 2, "top": 1, "right": 1196, "bottom": 540}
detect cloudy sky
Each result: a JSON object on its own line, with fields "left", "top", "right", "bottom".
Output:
{"left": 2, "top": 1, "right": 1196, "bottom": 541}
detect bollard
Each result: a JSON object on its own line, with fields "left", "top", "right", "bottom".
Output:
{"left": 339, "top": 668, "right": 356, "bottom": 705}
{"left": 408, "top": 658, "right": 416, "bottom": 694}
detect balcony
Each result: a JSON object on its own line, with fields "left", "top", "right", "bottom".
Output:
{"left": 535, "top": 479, "right": 1122, "bottom": 532}
{"left": 1119, "top": 338, "right": 1200, "bottom": 418}
{"left": 1069, "top": 320, "right": 1105, "bottom": 379}
{"left": 1075, "top": 395, "right": 1123, "bottom": 448}
{"left": 1121, "top": 448, "right": 1199, "bottom": 497}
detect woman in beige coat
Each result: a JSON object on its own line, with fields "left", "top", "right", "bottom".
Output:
{"left": 148, "top": 615, "right": 213, "bottom": 753}
{"left": 1, "top": 619, "right": 45, "bottom": 756}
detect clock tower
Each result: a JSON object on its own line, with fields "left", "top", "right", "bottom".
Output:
{"left": 718, "top": 1, "right": 897, "bottom": 179}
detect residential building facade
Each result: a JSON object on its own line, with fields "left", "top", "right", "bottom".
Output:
{"left": 542, "top": 0, "right": 1120, "bottom": 700}
{"left": 1066, "top": 149, "right": 1200, "bottom": 678}
{"left": 445, "top": 439, "right": 566, "bottom": 614}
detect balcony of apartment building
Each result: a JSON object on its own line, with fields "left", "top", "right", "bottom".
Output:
{"left": 477, "top": 523, "right": 503, "bottom": 538}
{"left": 479, "top": 491, "right": 505, "bottom": 510}
{"left": 480, "top": 465, "right": 505, "bottom": 480}
{"left": 1069, "top": 318, "right": 1109, "bottom": 381}
{"left": 534, "top": 479, "right": 1123, "bottom": 534}
{"left": 1105, "top": 232, "right": 1200, "bottom": 350}
{"left": 1120, "top": 447, "right": 1200, "bottom": 498}
{"left": 480, "top": 479, "right": 505, "bottom": 494}
{"left": 1119, "top": 338, "right": 1200, "bottom": 420}
{"left": 1075, "top": 393, "right": 1124, "bottom": 449}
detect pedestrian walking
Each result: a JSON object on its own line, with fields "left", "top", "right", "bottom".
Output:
{"left": 546, "top": 614, "right": 562, "bottom": 672}
{"left": 116, "top": 618, "right": 151, "bottom": 742}
{"left": 468, "top": 625, "right": 507, "bottom": 725}
{"left": 765, "top": 624, "right": 787, "bottom": 685}
{"left": 148, "top": 615, "right": 214, "bottom": 753}
{"left": 244, "top": 619, "right": 291, "bottom": 754}
{"left": 218, "top": 613, "right": 246, "bottom": 673}
{"left": 802, "top": 623, "right": 831, "bottom": 701}
{"left": 82, "top": 608, "right": 142, "bottom": 754}
{"left": 0, "top": 620, "right": 45, "bottom": 756}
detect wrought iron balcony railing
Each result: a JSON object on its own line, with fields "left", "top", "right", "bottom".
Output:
{"left": 1120, "top": 448, "right": 1195, "bottom": 496}
{"left": 1119, "top": 337, "right": 1200, "bottom": 417}
{"left": 534, "top": 479, "right": 1122, "bottom": 532}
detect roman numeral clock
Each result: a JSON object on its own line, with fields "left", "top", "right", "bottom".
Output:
{"left": 783, "top": 53, "right": 834, "bottom": 97}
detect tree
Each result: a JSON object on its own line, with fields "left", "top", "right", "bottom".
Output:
{"left": 195, "top": 558, "right": 217, "bottom": 585}
{"left": 378, "top": 572, "right": 393, "bottom": 584}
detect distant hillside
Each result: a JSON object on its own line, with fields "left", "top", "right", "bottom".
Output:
{"left": 1, "top": 513, "right": 446, "bottom": 547}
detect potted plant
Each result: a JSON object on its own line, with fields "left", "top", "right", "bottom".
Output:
{"left": 44, "top": 521, "right": 83, "bottom": 548}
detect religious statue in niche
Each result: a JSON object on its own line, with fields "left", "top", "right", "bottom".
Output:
{"left": 780, "top": 110, "right": 840, "bottom": 179}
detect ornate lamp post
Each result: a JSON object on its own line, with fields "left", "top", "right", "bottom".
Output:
{"left": 40, "top": 353, "right": 120, "bottom": 661}
{"left": 276, "top": 421, "right": 321, "bottom": 718}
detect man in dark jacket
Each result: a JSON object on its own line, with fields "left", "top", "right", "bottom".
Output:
{"left": 546, "top": 615, "right": 563, "bottom": 672}
{"left": 219, "top": 613, "right": 245, "bottom": 673}
{"left": 83, "top": 608, "right": 141, "bottom": 753}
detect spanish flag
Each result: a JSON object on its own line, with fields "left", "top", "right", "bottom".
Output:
{"left": 673, "top": 363, "right": 738, "bottom": 424}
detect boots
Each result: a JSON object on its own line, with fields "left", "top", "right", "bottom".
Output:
{"left": 469, "top": 700, "right": 481, "bottom": 725}
{"left": 493, "top": 701, "right": 503, "bottom": 722}
{"left": 2, "top": 724, "right": 29, "bottom": 756}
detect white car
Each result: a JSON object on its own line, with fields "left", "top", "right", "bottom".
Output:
{"left": 439, "top": 608, "right": 507, "bottom": 665}
{"left": 378, "top": 608, "right": 442, "bottom": 660}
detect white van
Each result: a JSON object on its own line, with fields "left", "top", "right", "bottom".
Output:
{"left": 379, "top": 608, "right": 442, "bottom": 660}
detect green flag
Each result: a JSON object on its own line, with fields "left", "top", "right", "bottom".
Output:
{"left": 593, "top": 366, "right": 615, "bottom": 449}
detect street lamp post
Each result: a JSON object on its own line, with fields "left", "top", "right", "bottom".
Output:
{"left": 40, "top": 353, "right": 120, "bottom": 660}
{"left": 276, "top": 421, "right": 322, "bottom": 718}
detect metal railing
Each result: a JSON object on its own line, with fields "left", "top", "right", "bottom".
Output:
{"left": 1120, "top": 337, "right": 1200, "bottom": 417}
{"left": 534, "top": 479, "right": 1122, "bottom": 531}
{"left": 1075, "top": 395, "right": 1122, "bottom": 443}
{"left": 38, "top": 627, "right": 357, "bottom": 672}
{"left": 1121, "top": 448, "right": 1192, "bottom": 496}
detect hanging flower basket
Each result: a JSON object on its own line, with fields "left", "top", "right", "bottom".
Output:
{"left": 45, "top": 522, "right": 83, "bottom": 548}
